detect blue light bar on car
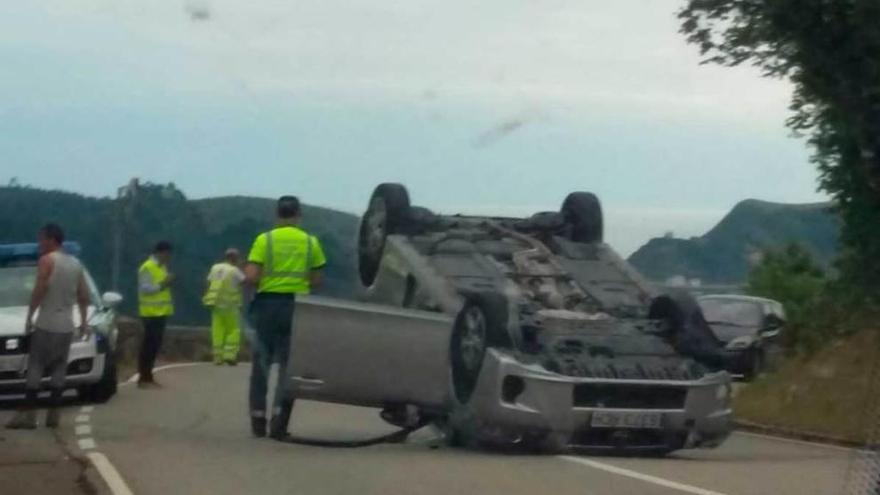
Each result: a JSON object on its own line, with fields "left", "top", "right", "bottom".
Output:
{"left": 0, "top": 242, "right": 82, "bottom": 262}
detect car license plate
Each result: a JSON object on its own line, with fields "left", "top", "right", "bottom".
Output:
{"left": 0, "top": 355, "right": 25, "bottom": 373}
{"left": 591, "top": 411, "right": 662, "bottom": 429}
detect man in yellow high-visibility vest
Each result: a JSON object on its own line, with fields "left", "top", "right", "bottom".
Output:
{"left": 245, "top": 196, "right": 326, "bottom": 440}
{"left": 203, "top": 248, "right": 245, "bottom": 366}
{"left": 137, "top": 241, "right": 175, "bottom": 389}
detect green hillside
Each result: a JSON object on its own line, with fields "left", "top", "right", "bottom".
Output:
{"left": 628, "top": 200, "right": 841, "bottom": 283}
{"left": 0, "top": 184, "right": 359, "bottom": 324}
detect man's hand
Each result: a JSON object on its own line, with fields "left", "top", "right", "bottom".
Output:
{"left": 78, "top": 324, "right": 92, "bottom": 340}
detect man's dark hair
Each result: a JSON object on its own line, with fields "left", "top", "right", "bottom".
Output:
{"left": 39, "top": 223, "right": 65, "bottom": 245}
{"left": 154, "top": 241, "right": 173, "bottom": 253}
{"left": 277, "top": 196, "right": 301, "bottom": 219}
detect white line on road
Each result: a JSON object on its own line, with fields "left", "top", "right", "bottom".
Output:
{"left": 124, "top": 362, "right": 208, "bottom": 384}
{"left": 78, "top": 438, "right": 97, "bottom": 450}
{"left": 87, "top": 452, "right": 135, "bottom": 495}
{"left": 80, "top": 405, "right": 95, "bottom": 413}
{"left": 75, "top": 424, "right": 93, "bottom": 436}
{"left": 558, "top": 456, "right": 729, "bottom": 495}
{"left": 75, "top": 414, "right": 90, "bottom": 423}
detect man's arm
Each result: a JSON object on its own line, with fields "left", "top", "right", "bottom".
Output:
{"left": 76, "top": 271, "right": 90, "bottom": 336}
{"left": 308, "top": 269, "right": 324, "bottom": 289}
{"left": 244, "top": 262, "right": 262, "bottom": 286}
{"left": 26, "top": 255, "right": 54, "bottom": 332}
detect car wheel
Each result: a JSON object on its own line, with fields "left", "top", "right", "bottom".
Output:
{"left": 80, "top": 352, "right": 118, "bottom": 403}
{"left": 358, "top": 183, "right": 411, "bottom": 287}
{"left": 450, "top": 293, "right": 510, "bottom": 404}
{"left": 649, "top": 290, "right": 726, "bottom": 371}
{"left": 443, "top": 293, "right": 511, "bottom": 448}
{"left": 561, "top": 192, "right": 603, "bottom": 243}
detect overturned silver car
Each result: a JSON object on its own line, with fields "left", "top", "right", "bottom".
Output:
{"left": 288, "top": 184, "right": 733, "bottom": 454}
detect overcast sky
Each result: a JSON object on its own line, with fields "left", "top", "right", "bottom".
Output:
{"left": 1, "top": 1, "right": 827, "bottom": 255}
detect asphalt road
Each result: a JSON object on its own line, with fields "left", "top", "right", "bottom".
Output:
{"left": 72, "top": 364, "right": 856, "bottom": 495}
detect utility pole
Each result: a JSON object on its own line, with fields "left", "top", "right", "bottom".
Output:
{"left": 111, "top": 178, "right": 138, "bottom": 292}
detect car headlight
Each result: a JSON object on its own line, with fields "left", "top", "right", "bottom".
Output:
{"left": 726, "top": 336, "right": 754, "bottom": 350}
{"left": 5, "top": 338, "right": 20, "bottom": 351}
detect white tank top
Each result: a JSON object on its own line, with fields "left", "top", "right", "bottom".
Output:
{"left": 34, "top": 251, "right": 84, "bottom": 333}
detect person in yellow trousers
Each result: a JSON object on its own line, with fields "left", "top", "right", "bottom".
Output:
{"left": 203, "top": 248, "right": 245, "bottom": 366}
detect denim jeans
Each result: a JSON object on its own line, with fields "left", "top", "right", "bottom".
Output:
{"left": 248, "top": 295, "right": 295, "bottom": 419}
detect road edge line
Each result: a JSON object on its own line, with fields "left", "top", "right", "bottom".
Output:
{"left": 123, "top": 362, "right": 209, "bottom": 384}
{"left": 558, "top": 456, "right": 729, "bottom": 495}
{"left": 86, "top": 452, "right": 135, "bottom": 495}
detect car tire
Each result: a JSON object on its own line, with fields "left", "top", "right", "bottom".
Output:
{"left": 443, "top": 292, "right": 511, "bottom": 448}
{"left": 358, "top": 183, "right": 411, "bottom": 287}
{"left": 649, "top": 291, "right": 725, "bottom": 371}
{"left": 80, "top": 352, "right": 118, "bottom": 403}
{"left": 561, "top": 192, "right": 603, "bottom": 243}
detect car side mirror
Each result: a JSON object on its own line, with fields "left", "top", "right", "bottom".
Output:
{"left": 101, "top": 291, "right": 124, "bottom": 309}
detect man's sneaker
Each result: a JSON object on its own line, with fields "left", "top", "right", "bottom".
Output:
{"left": 45, "top": 408, "right": 61, "bottom": 429}
{"left": 251, "top": 418, "right": 267, "bottom": 438}
{"left": 6, "top": 410, "right": 37, "bottom": 430}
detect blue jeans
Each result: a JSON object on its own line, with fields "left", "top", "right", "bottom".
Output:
{"left": 248, "top": 295, "right": 295, "bottom": 419}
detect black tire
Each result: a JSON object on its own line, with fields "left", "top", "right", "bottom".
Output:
{"left": 450, "top": 292, "right": 511, "bottom": 405}
{"left": 80, "top": 353, "right": 118, "bottom": 403}
{"left": 358, "top": 183, "right": 411, "bottom": 287}
{"left": 561, "top": 192, "right": 603, "bottom": 243}
{"left": 649, "top": 291, "right": 725, "bottom": 370}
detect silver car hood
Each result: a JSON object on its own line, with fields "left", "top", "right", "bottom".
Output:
{"left": 0, "top": 305, "right": 97, "bottom": 337}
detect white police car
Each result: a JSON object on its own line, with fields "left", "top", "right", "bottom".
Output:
{"left": 0, "top": 243, "right": 122, "bottom": 402}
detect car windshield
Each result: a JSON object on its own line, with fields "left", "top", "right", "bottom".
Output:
{"left": 0, "top": 266, "right": 36, "bottom": 308}
{"left": 699, "top": 299, "right": 763, "bottom": 327}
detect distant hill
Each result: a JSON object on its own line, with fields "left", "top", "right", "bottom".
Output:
{"left": 0, "top": 184, "right": 359, "bottom": 324}
{"left": 628, "top": 200, "right": 841, "bottom": 284}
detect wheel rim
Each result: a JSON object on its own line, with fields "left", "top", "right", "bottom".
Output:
{"left": 363, "top": 198, "right": 387, "bottom": 259}
{"left": 459, "top": 307, "right": 486, "bottom": 372}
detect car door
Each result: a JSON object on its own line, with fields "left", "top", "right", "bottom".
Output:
{"left": 286, "top": 295, "right": 455, "bottom": 410}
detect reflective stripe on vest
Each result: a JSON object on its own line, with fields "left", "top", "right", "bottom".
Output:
{"left": 139, "top": 258, "right": 173, "bottom": 317}
{"left": 264, "top": 229, "right": 312, "bottom": 279}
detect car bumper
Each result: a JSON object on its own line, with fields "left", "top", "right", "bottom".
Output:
{"left": 0, "top": 336, "right": 106, "bottom": 392}
{"left": 468, "top": 349, "right": 734, "bottom": 453}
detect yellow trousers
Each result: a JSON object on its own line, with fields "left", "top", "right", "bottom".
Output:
{"left": 211, "top": 308, "right": 241, "bottom": 363}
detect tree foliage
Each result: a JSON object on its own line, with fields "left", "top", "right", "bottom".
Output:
{"left": 746, "top": 243, "right": 826, "bottom": 349}
{"left": 679, "top": 0, "right": 880, "bottom": 300}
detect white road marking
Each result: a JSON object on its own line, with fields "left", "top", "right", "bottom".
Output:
{"left": 733, "top": 431, "right": 859, "bottom": 454}
{"left": 75, "top": 414, "right": 90, "bottom": 423}
{"left": 78, "top": 438, "right": 97, "bottom": 450}
{"left": 76, "top": 424, "right": 93, "bottom": 436}
{"left": 87, "top": 452, "right": 135, "bottom": 495}
{"left": 558, "top": 456, "right": 729, "bottom": 495}
{"left": 80, "top": 405, "right": 95, "bottom": 413}
{"left": 124, "top": 362, "right": 208, "bottom": 384}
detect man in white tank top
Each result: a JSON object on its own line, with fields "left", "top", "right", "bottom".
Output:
{"left": 6, "top": 223, "right": 90, "bottom": 430}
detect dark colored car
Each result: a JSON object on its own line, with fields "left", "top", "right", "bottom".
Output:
{"left": 697, "top": 295, "right": 786, "bottom": 380}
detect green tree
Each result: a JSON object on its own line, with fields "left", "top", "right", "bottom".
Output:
{"left": 746, "top": 243, "right": 826, "bottom": 349}
{"left": 678, "top": 0, "right": 880, "bottom": 302}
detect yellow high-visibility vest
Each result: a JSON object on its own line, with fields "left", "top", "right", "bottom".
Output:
{"left": 203, "top": 263, "right": 242, "bottom": 308}
{"left": 247, "top": 227, "right": 326, "bottom": 294}
{"left": 138, "top": 257, "right": 174, "bottom": 317}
